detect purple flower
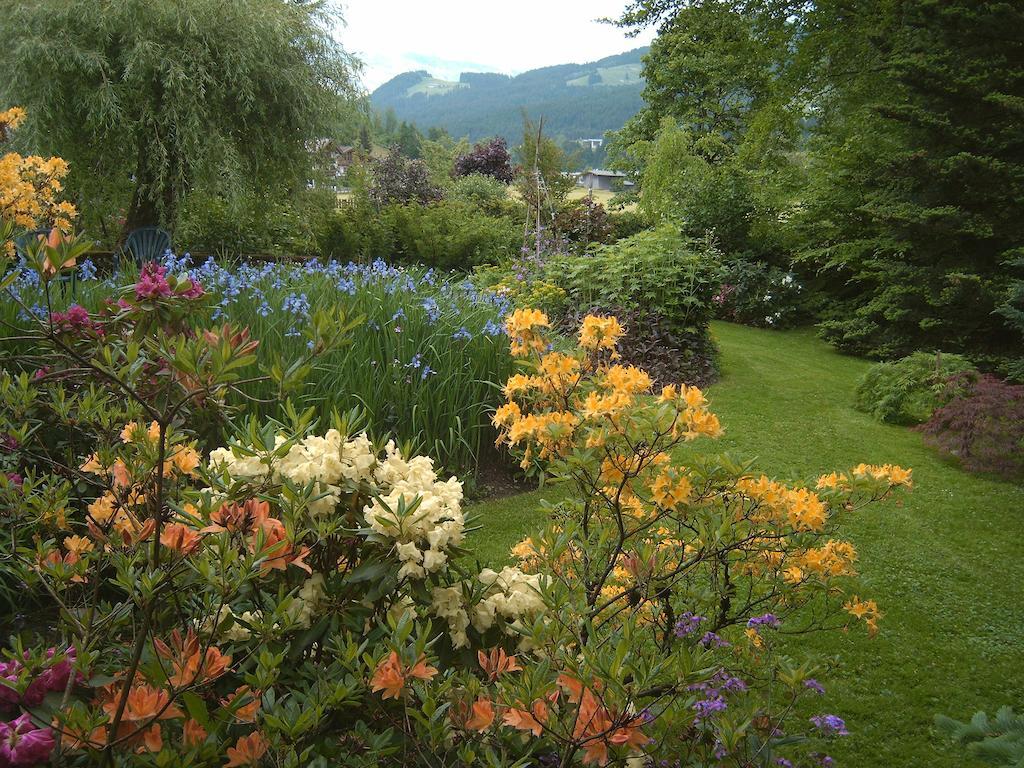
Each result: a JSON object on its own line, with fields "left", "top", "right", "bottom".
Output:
{"left": 775, "top": 760, "right": 794, "bottom": 768}
{"left": 0, "top": 713, "right": 55, "bottom": 766}
{"left": 747, "top": 613, "right": 781, "bottom": 629}
{"left": 673, "top": 612, "right": 705, "bottom": 638}
{"left": 693, "top": 694, "right": 727, "bottom": 721}
{"left": 804, "top": 678, "right": 825, "bottom": 695}
{"left": 810, "top": 714, "right": 848, "bottom": 737}
{"left": 699, "top": 632, "right": 729, "bottom": 648}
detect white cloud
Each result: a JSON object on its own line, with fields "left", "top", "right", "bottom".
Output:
{"left": 335, "top": 0, "right": 655, "bottom": 90}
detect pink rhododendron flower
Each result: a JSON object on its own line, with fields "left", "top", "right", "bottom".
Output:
{"left": 0, "top": 713, "right": 55, "bottom": 766}
{"left": 135, "top": 262, "right": 172, "bottom": 299}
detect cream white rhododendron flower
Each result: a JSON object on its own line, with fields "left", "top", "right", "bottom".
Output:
{"left": 364, "top": 441, "right": 464, "bottom": 580}
{"left": 431, "top": 566, "right": 547, "bottom": 650}
{"left": 209, "top": 432, "right": 464, "bottom": 580}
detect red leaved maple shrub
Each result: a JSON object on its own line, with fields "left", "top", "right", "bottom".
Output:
{"left": 920, "top": 373, "right": 1024, "bottom": 478}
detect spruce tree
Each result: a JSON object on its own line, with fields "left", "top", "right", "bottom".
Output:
{"left": 802, "top": 0, "right": 1024, "bottom": 365}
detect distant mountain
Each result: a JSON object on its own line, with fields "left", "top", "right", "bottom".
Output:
{"left": 370, "top": 48, "right": 648, "bottom": 145}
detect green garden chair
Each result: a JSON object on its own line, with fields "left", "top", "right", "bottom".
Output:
{"left": 15, "top": 228, "right": 77, "bottom": 298}
{"left": 125, "top": 227, "right": 172, "bottom": 265}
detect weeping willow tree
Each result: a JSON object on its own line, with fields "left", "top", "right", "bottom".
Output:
{"left": 0, "top": 0, "right": 361, "bottom": 239}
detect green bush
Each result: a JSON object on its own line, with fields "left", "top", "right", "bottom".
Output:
{"left": 387, "top": 201, "right": 520, "bottom": 271}
{"left": 853, "top": 352, "right": 977, "bottom": 425}
{"left": 447, "top": 173, "right": 521, "bottom": 217}
{"left": 176, "top": 188, "right": 334, "bottom": 257}
{"left": 547, "top": 224, "right": 721, "bottom": 338}
{"left": 319, "top": 200, "right": 520, "bottom": 271}
{"left": 607, "top": 208, "right": 649, "bottom": 240}
{"left": 318, "top": 200, "right": 397, "bottom": 262}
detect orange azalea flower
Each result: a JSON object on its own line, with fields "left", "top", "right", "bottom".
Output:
{"left": 120, "top": 421, "right": 161, "bottom": 444}
{"left": 608, "top": 717, "right": 650, "bottom": 751}
{"left": 160, "top": 523, "right": 202, "bottom": 555}
{"left": 370, "top": 652, "right": 438, "bottom": 700}
{"left": 370, "top": 652, "right": 405, "bottom": 700}
{"left": 203, "top": 323, "right": 260, "bottom": 356}
{"left": 407, "top": 654, "right": 439, "bottom": 682}
{"left": 478, "top": 647, "right": 521, "bottom": 681}
{"left": 221, "top": 685, "right": 261, "bottom": 723}
{"left": 556, "top": 673, "right": 602, "bottom": 704}
{"left": 224, "top": 731, "right": 269, "bottom": 767}
{"left": 163, "top": 445, "right": 201, "bottom": 477}
{"left": 203, "top": 499, "right": 271, "bottom": 535}
{"left": 249, "top": 515, "right": 311, "bottom": 574}
{"left": 183, "top": 718, "right": 207, "bottom": 748}
{"left": 154, "top": 629, "right": 231, "bottom": 687}
{"left": 99, "top": 683, "right": 184, "bottom": 752}
{"left": 465, "top": 697, "right": 495, "bottom": 731}
{"left": 502, "top": 699, "right": 548, "bottom": 737}
{"left": 40, "top": 228, "right": 76, "bottom": 278}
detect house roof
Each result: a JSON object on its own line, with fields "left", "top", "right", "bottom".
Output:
{"left": 581, "top": 169, "right": 627, "bottom": 178}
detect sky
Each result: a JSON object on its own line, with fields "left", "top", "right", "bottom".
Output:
{"left": 337, "top": 1, "right": 656, "bottom": 91}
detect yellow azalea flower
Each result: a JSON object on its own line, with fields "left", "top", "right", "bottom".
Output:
{"left": 843, "top": 595, "right": 882, "bottom": 636}
{"left": 168, "top": 446, "right": 200, "bottom": 476}
{"left": 493, "top": 401, "right": 522, "bottom": 428}
{"left": 745, "top": 627, "right": 764, "bottom": 648}
{"left": 87, "top": 493, "right": 116, "bottom": 524}
{"left": 0, "top": 107, "right": 27, "bottom": 130}
{"left": 581, "top": 390, "right": 632, "bottom": 419}
{"left": 650, "top": 471, "right": 693, "bottom": 509}
{"left": 816, "top": 472, "right": 845, "bottom": 490}
{"left": 63, "top": 535, "right": 95, "bottom": 555}
{"left": 604, "top": 365, "right": 652, "bottom": 395}
{"left": 785, "top": 488, "right": 827, "bottom": 532}
{"left": 505, "top": 308, "right": 550, "bottom": 356}
{"left": 578, "top": 315, "right": 622, "bottom": 351}
{"left": 539, "top": 352, "right": 580, "bottom": 378}
{"left": 120, "top": 420, "right": 161, "bottom": 443}
{"left": 852, "top": 463, "right": 913, "bottom": 488}
{"left": 681, "top": 408, "right": 723, "bottom": 439}
{"left": 503, "top": 374, "right": 540, "bottom": 397}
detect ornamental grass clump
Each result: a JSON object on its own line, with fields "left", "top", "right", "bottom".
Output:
{"left": 479, "top": 308, "right": 914, "bottom": 767}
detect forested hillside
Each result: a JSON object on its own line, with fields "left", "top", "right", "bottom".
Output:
{"left": 370, "top": 48, "right": 647, "bottom": 143}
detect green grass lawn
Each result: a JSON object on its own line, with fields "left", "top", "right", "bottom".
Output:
{"left": 466, "top": 321, "right": 1024, "bottom": 767}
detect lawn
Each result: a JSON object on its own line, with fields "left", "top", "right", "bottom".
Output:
{"left": 466, "top": 321, "right": 1024, "bottom": 767}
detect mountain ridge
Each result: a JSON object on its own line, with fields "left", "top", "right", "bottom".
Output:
{"left": 370, "top": 47, "right": 648, "bottom": 144}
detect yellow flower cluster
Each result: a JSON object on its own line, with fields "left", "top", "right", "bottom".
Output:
{"left": 736, "top": 475, "right": 828, "bottom": 532}
{"left": 495, "top": 311, "right": 722, "bottom": 473}
{"left": 493, "top": 308, "right": 910, "bottom": 643}
{"left": 1, "top": 107, "right": 77, "bottom": 243}
{"left": 783, "top": 540, "right": 859, "bottom": 583}
{"left": 578, "top": 315, "right": 622, "bottom": 352}
{"left": 852, "top": 463, "right": 913, "bottom": 487}
{"left": 844, "top": 595, "right": 883, "bottom": 636}
{"left": 490, "top": 278, "right": 567, "bottom": 313}
{"left": 505, "top": 308, "right": 551, "bottom": 356}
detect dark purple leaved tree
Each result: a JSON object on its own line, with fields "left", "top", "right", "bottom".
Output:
{"left": 454, "top": 138, "right": 514, "bottom": 184}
